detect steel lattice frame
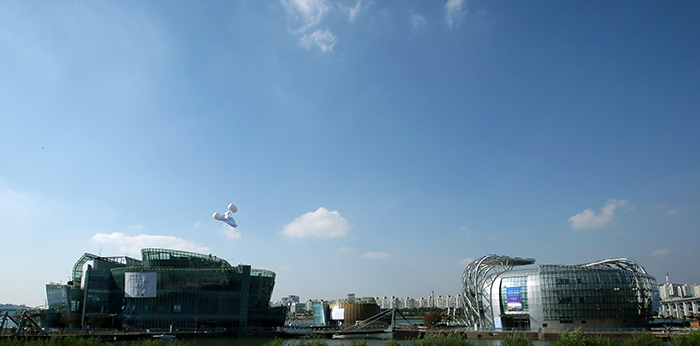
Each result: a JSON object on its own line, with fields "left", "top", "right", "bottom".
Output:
{"left": 461, "top": 254, "right": 535, "bottom": 329}
{"left": 461, "top": 256, "right": 651, "bottom": 329}
{"left": 578, "top": 257, "right": 648, "bottom": 274}
{"left": 579, "top": 257, "right": 651, "bottom": 314}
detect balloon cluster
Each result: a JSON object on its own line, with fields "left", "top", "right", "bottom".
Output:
{"left": 213, "top": 204, "right": 238, "bottom": 228}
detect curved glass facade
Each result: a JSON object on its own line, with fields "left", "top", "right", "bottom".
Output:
{"left": 45, "top": 248, "right": 285, "bottom": 331}
{"left": 539, "top": 265, "right": 656, "bottom": 323}
{"left": 463, "top": 255, "right": 657, "bottom": 331}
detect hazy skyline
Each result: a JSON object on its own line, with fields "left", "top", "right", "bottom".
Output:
{"left": 1, "top": 0, "right": 699, "bottom": 307}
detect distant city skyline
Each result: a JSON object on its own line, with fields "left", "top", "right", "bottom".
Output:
{"left": 1, "top": 1, "right": 699, "bottom": 307}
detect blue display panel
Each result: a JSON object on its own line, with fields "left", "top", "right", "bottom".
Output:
{"left": 506, "top": 286, "right": 523, "bottom": 311}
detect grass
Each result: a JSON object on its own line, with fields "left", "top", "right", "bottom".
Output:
{"left": 0, "top": 337, "right": 104, "bottom": 346}
{"left": 0, "top": 337, "right": 196, "bottom": 346}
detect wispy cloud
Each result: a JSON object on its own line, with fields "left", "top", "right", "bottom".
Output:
{"left": 282, "top": 0, "right": 330, "bottom": 31}
{"left": 91, "top": 232, "right": 209, "bottom": 257}
{"left": 336, "top": 247, "right": 358, "bottom": 252}
{"left": 299, "top": 28, "right": 338, "bottom": 52}
{"left": 342, "top": 0, "right": 363, "bottom": 23}
{"left": 411, "top": 13, "right": 427, "bottom": 33}
{"left": 361, "top": 251, "right": 392, "bottom": 259}
{"left": 282, "top": 207, "right": 350, "bottom": 237}
{"left": 652, "top": 249, "right": 669, "bottom": 257}
{"left": 283, "top": 0, "right": 339, "bottom": 52}
{"left": 445, "top": 0, "right": 467, "bottom": 29}
{"left": 568, "top": 199, "right": 629, "bottom": 229}
{"left": 459, "top": 257, "right": 474, "bottom": 266}
{"left": 666, "top": 205, "right": 698, "bottom": 216}
{"left": 489, "top": 231, "right": 506, "bottom": 240}
{"left": 221, "top": 224, "right": 242, "bottom": 239}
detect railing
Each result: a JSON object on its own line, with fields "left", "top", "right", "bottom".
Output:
{"left": 463, "top": 326, "right": 653, "bottom": 332}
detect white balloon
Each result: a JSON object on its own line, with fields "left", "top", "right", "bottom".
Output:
{"left": 228, "top": 204, "right": 237, "bottom": 213}
{"left": 213, "top": 212, "right": 222, "bottom": 220}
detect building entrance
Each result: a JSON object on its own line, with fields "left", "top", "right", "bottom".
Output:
{"left": 501, "top": 314, "right": 530, "bottom": 330}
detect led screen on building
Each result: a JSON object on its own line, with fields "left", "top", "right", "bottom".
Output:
{"left": 331, "top": 307, "right": 345, "bottom": 320}
{"left": 124, "top": 272, "right": 157, "bottom": 298}
{"left": 506, "top": 286, "right": 522, "bottom": 311}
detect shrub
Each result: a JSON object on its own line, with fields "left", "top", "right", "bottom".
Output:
{"left": 405, "top": 332, "right": 472, "bottom": 346}
{"left": 261, "top": 339, "right": 286, "bottom": 346}
{"left": 350, "top": 339, "right": 369, "bottom": 346}
{"left": 500, "top": 332, "right": 533, "bottom": 346}
{"left": 0, "top": 336, "right": 104, "bottom": 346}
{"left": 262, "top": 337, "right": 330, "bottom": 346}
{"left": 669, "top": 328, "right": 700, "bottom": 346}
{"left": 584, "top": 335, "right": 617, "bottom": 346}
{"left": 548, "top": 328, "right": 589, "bottom": 346}
{"left": 620, "top": 332, "right": 663, "bottom": 346}
{"left": 382, "top": 339, "right": 402, "bottom": 346}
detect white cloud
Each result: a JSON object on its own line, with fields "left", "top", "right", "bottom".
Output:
{"left": 445, "top": 0, "right": 467, "bottom": 29}
{"left": 283, "top": 0, "right": 338, "bottom": 52}
{"left": 90, "top": 232, "right": 209, "bottom": 257}
{"left": 666, "top": 205, "right": 698, "bottom": 216}
{"left": 221, "top": 224, "right": 242, "bottom": 240}
{"left": 282, "top": 207, "right": 350, "bottom": 237}
{"left": 336, "top": 247, "right": 358, "bottom": 252}
{"left": 568, "top": 199, "right": 629, "bottom": 229}
{"left": 489, "top": 231, "right": 506, "bottom": 240}
{"left": 283, "top": 0, "right": 330, "bottom": 31}
{"left": 342, "top": 1, "right": 363, "bottom": 23}
{"left": 279, "top": 264, "right": 292, "bottom": 271}
{"left": 299, "top": 28, "right": 337, "bottom": 52}
{"left": 652, "top": 249, "right": 669, "bottom": 257}
{"left": 459, "top": 257, "right": 474, "bottom": 266}
{"left": 361, "top": 251, "right": 392, "bottom": 259}
{"left": 411, "top": 13, "right": 427, "bottom": 33}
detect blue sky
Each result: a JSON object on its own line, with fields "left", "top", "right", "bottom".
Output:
{"left": 1, "top": 0, "right": 699, "bottom": 307}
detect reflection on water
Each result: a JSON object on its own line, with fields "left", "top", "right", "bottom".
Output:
{"left": 155, "top": 337, "right": 549, "bottom": 346}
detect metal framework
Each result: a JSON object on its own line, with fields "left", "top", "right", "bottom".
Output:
{"left": 579, "top": 257, "right": 648, "bottom": 274}
{"left": 71, "top": 253, "right": 141, "bottom": 283}
{"left": 461, "top": 254, "right": 535, "bottom": 328}
{"left": 461, "top": 255, "right": 653, "bottom": 330}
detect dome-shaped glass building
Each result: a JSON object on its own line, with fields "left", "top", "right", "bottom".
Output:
{"left": 462, "top": 255, "right": 658, "bottom": 331}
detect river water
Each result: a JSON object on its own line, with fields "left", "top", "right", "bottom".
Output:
{"left": 129, "top": 336, "right": 549, "bottom": 346}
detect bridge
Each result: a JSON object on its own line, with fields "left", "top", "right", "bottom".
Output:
{"left": 280, "top": 307, "right": 420, "bottom": 339}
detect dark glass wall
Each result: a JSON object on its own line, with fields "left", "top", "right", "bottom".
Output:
{"left": 112, "top": 266, "right": 252, "bottom": 329}
{"left": 540, "top": 265, "right": 656, "bottom": 322}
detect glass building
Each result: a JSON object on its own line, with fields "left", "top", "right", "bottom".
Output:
{"left": 45, "top": 248, "right": 286, "bottom": 332}
{"left": 462, "top": 255, "right": 657, "bottom": 331}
